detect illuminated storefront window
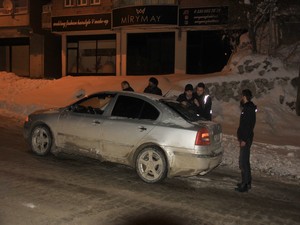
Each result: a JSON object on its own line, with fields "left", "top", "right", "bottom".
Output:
{"left": 67, "top": 35, "right": 116, "bottom": 76}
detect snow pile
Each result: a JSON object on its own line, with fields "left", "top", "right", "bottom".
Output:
{"left": 222, "top": 134, "right": 300, "bottom": 180}
{"left": 0, "top": 47, "right": 299, "bottom": 182}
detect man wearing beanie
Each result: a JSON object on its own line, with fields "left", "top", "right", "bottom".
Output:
{"left": 176, "top": 84, "right": 196, "bottom": 108}
{"left": 144, "top": 77, "right": 162, "bottom": 96}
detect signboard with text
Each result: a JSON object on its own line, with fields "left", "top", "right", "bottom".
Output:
{"left": 179, "top": 7, "right": 228, "bottom": 26}
{"left": 113, "top": 5, "right": 178, "bottom": 27}
{"left": 52, "top": 14, "right": 111, "bottom": 32}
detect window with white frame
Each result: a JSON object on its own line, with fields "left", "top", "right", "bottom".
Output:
{"left": 77, "top": 0, "right": 87, "bottom": 6}
{"left": 64, "top": 0, "right": 75, "bottom": 7}
{"left": 90, "top": 0, "right": 101, "bottom": 5}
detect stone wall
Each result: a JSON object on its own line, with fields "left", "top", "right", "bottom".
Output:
{"left": 204, "top": 58, "right": 298, "bottom": 111}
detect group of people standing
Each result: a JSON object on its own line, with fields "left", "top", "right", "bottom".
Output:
{"left": 121, "top": 77, "right": 162, "bottom": 96}
{"left": 176, "top": 82, "right": 212, "bottom": 121}
{"left": 121, "top": 78, "right": 212, "bottom": 120}
{"left": 121, "top": 77, "right": 256, "bottom": 193}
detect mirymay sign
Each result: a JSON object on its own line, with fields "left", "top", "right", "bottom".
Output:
{"left": 52, "top": 14, "right": 111, "bottom": 32}
{"left": 179, "top": 7, "right": 228, "bottom": 26}
{"left": 113, "top": 5, "right": 178, "bottom": 27}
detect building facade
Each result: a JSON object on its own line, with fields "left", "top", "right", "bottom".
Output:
{"left": 46, "top": 0, "right": 242, "bottom": 77}
{"left": 0, "top": 0, "right": 61, "bottom": 78}
{"left": 4, "top": 0, "right": 298, "bottom": 78}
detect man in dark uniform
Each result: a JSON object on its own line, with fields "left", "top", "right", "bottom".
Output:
{"left": 235, "top": 89, "right": 257, "bottom": 193}
{"left": 176, "top": 84, "right": 195, "bottom": 108}
{"left": 144, "top": 77, "right": 162, "bottom": 96}
{"left": 194, "top": 82, "right": 212, "bottom": 120}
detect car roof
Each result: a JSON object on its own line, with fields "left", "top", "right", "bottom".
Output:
{"left": 88, "top": 91, "right": 165, "bottom": 101}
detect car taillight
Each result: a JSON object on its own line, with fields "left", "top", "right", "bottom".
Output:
{"left": 195, "top": 128, "right": 211, "bottom": 145}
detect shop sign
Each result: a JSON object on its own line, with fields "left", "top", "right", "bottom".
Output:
{"left": 52, "top": 14, "right": 111, "bottom": 32}
{"left": 113, "top": 5, "right": 178, "bottom": 27}
{"left": 179, "top": 7, "right": 228, "bottom": 26}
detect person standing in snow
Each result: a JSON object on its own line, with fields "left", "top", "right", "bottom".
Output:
{"left": 143, "top": 77, "right": 162, "bottom": 96}
{"left": 176, "top": 84, "right": 196, "bottom": 109}
{"left": 194, "top": 82, "right": 212, "bottom": 120}
{"left": 235, "top": 89, "right": 257, "bottom": 193}
{"left": 121, "top": 81, "right": 134, "bottom": 92}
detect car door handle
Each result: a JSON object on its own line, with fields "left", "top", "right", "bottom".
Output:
{"left": 92, "top": 120, "right": 101, "bottom": 125}
{"left": 138, "top": 126, "right": 147, "bottom": 131}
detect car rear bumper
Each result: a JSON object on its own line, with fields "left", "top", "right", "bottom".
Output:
{"left": 167, "top": 147, "right": 223, "bottom": 177}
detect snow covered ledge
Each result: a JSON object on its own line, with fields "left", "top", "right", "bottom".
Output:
{"left": 222, "top": 134, "right": 300, "bottom": 181}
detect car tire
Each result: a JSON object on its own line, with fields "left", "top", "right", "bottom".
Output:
{"left": 136, "top": 146, "right": 167, "bottom": 183}
{"left": 30, "top": 125, "right": 52, "bottom": 156}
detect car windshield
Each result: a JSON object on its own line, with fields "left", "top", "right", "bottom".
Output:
{"left": 67, "top": 93, "right": 116, "bottom": 114}
{"left": 160, "top": 99, "right": 204, "bottom": 122}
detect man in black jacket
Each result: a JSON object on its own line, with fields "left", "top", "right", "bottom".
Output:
{"left": 176, "top": 84, "right": 195, "bottom": 108}
{"left": 236, "top": 89, "right": 257, "bottom": 193}
{"left": 144, "top": 77, "right": 162, "bottom": 96}
{"left": 194, "top": 82, "right": 212, "bottom": 120}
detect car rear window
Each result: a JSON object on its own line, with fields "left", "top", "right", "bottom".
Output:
{"left": 112, "top": 95, "right": 159, "bottom": 120}
{"left": 160, "top": 99, "right": 203, "bottom": 122}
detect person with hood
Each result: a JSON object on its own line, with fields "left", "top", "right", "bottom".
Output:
{"left": 176, "top": 84, "right": 195, "bottom": 108}
{"left": 235, "top": 89, "right": 257, "bottom": 193}
{"left": 194, "top": 82, "right": 212, "bottom": 120}
{"left": 143, "top": 77, "right": 162, "bottom": 96}
{"left": 121, "top": 81, "right": 134, "bottom": 92}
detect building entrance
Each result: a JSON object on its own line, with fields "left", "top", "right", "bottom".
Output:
{"left": 127, "top": 32, "right": 175, "bottom": 75}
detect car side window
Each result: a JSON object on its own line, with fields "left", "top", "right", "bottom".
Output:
{"left": 111, "top": 95, "right": 159, "bottom": 120}
{"left": 99, "top": 95, "right": 113, "bottom": 111}
{"left": 140, "top": 101, "right": 159, "bottom": 120}
{"left": 73, "top": 96, "right": 103, "bottom": 115}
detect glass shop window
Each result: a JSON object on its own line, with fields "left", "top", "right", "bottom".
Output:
{"left": 64, "top": 0, "right": 75, "bottom": 7}
{"left": 79, "top": 40, "right": 97, "bottom": 73}
{"left": 90, "top": 0, "right": 101, "bottom": 5}
{"left": 67, "top": 35, "right": 116, "bottom": 76}
{"left": 96, "top": 40, "right": 116, "bottom": 74}
{"left": 77, "top": 0, "right": 87, "bottom": 6}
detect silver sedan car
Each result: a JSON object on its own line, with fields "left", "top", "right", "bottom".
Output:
{"left": 24, "top": 91, "right": 223, "bottom": 183}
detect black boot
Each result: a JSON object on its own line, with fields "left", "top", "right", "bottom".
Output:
{"left": 237, "top": 182, "right": 251, "bottom": 189}
{"left": 235, "top": 183, "right": 249, "bottom": 192}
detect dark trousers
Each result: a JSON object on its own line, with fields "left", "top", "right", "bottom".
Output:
{"left": 239, "top": 138, "right": 252, "bottom": 185}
